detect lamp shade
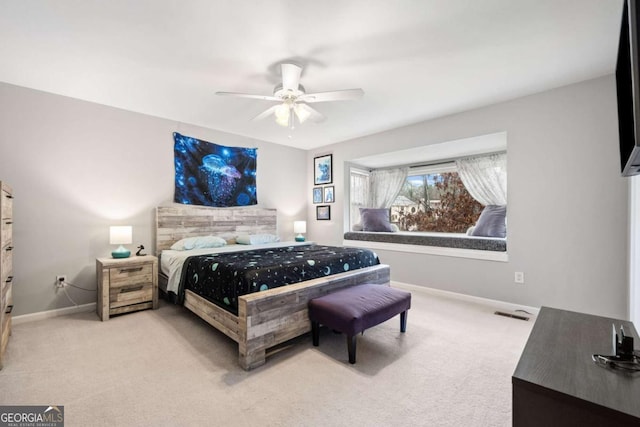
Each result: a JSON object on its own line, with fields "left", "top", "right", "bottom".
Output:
{"left": 294, "top": 221, "right": 306, "bottom": 234}
{"left": 294, "top": 221, "right": 306, "bottom": 242}
{"left": 110, "top": 226, "right": 132, "bottom": 258}
{"left": 110, "top": 226, "right": 132, "bottom": 245}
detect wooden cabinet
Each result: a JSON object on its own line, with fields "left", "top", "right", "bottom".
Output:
{"left": 0, "top": 182, "right": 13, "bottom": 369}
{"left": 96, "top": 255, "right": 158, "bottom": 321}
{"left": 513, "top": 307, "right": 640, "bottom": 426}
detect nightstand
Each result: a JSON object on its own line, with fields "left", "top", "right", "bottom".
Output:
{"left": 96, "top": 255, "right": 158, "bottom": 321}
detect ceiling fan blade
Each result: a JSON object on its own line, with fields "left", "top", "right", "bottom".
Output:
{"left": 294, "top": 103, "right": 326, "bottom": 123}
{"left": 281, "top": 63, "right": 302, "bottom": 92}
{"left": 252, "top": 105, "right": 280, "bottom": 121}
{"left": 298, "top": 88, "right": 364, "bottom": 103}
{"left": 216, "top": 91, "right": 279, "bottom": 101}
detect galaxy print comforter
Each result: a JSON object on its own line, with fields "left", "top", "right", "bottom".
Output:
{"left": 178, "top": 244, "right": 380, "bottom": 314}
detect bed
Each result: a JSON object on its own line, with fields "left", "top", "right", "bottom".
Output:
{"left": 155, "top": 205, "right": 391, "bottom": 370}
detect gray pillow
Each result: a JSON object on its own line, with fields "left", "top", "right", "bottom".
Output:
{"left": 471, "top": 205, "right": 506, "bottom": 238}
{"left": 360, "top": 208, "right": 394, "bottom": 232}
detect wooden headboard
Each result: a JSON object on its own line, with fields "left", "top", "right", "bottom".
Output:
{"left": 155, "top": 205, "right": 277, "bottom": 254}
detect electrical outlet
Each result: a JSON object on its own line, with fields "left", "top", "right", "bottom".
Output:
{"left": 55, "top": 275, "right": 67, "bottom": 288}
{"left": 514, "top": 272, "right": 525, "bottom": 284}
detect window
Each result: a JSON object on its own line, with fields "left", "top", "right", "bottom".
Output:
{"left": 348, "top": 151, "right": 507, "bottom": 236}
{"left": 345, "top": 133, "right": 508, "bottom": 260}
{"left": 393, "top": 163, "right": 483, "bottom": 233}
{"left": 350, "top": 163, "right": 484, "bottom": 234}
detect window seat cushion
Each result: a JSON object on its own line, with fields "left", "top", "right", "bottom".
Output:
{"left": 343, "top": 231, "right": 506, "bottom": 252}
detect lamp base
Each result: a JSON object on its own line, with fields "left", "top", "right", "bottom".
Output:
{"left": 112, "top": 245, "right": 131, "bottom": 258}
{"left": 295, "top": 235, "right": 305, "bottom": 242}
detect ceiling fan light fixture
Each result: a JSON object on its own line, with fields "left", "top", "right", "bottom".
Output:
{"left": 274, "top": 103, "right": 290, "bottom": 127}
{"left": 218, "top": 62, "right": 362, "bottom": 128}
{"left": 293, "top": 104, "right": 311, "bottom": 124}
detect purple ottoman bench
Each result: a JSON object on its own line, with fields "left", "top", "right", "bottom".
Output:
{"left": 308, "top": 284, "right": 411, "bottom": 364}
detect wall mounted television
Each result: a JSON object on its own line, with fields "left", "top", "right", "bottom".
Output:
{"left": 617, "top": 0, "right": 640, "bottom": 176}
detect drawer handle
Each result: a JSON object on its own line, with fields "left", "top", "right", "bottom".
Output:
{"left": 120, "top": 285, "right": 144, "bottom": 293}
{"left": 5, "top": 305, "right": 12, "bottom": 314}
{"left": 5, "top": 276, "right": 12, "bottom": 283}
{"left": 5, "top": 195, "right": 13, "bottom": 199}
{"left": 119, "top": 267, "right": 143, "bottom": 274}
{"left": 4, "top": 221, "right": 12, "bottom": 225}
{"left": 5, "top": 246, "right": 13, "bottom": 252}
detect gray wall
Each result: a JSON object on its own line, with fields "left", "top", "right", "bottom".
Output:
{"left": 0, "top": 75, "right": 630, "bottom": 319}
{"left": 0, "top": 82, "right": 307, "bottom": 316}
{"left": 306, "top": 75, "right": 630, "bottom": 319}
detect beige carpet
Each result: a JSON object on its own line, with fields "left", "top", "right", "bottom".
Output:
{"left": 0, "top": 285, "right": 533, "bottom": 426}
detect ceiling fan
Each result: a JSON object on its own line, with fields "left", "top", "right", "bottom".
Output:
{"left": 216, "top": 63, "right": 364, "bottom": 129}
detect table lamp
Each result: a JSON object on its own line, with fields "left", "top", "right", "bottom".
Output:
{"left": 294, "top": 221, "right": 306, "bottom": 242}
{"left": 110, "top": 226, "right": 132, "bottom": 258}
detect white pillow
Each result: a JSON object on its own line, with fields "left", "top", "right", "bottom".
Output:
{"left": 236, "top": 233, "right": 280, "bottom": 245}
{"left": 170, "top": 235, "right": 227, "bottom": 251}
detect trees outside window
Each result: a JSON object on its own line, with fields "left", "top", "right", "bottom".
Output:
{"left": 394, "top": 171, "right": 483, "bottom": 233}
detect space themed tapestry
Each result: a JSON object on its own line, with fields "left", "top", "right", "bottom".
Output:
{"left": 173, "top": 132, "right": 257, "bottom": 207}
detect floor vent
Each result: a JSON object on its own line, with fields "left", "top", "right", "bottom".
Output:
{"left": 494, "top": 311, "right": 530, "bottom": 321}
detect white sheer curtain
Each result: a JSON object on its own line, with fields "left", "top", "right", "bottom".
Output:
{"left": 455, "top": 153, "right": 507, "bottom": 206}
{"left": 350, "top": 170, "right": 370, "bottom": 227}
{"left": 367, "top": 167, "right": 409, "bottom": 208}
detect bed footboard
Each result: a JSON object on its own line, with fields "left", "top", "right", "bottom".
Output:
{"left": 238, "top": 263, "right": 390, "bottom": 370}
{"left": 183, "top": 264, "right": 390, "bottom": 370}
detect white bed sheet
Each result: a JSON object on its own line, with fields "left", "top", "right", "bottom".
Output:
{"left": 160, "top": 241, "right": 312, "bottom": 294}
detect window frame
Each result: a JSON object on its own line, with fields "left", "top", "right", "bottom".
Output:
{"left": 343, "top": 132, "right": 509, "bottom": 262}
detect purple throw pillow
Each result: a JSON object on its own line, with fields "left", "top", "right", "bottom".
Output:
{"left": 360, "top": 208, "right": 394, "bottom": 232}
{"left": 470, "top": 205, "right": 506, "bottom": 238}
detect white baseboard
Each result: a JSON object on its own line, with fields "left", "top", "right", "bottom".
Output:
{"left": 13, "top": 284, "right": 538, "bottom": 324}
{"left": 391, "top": 281, "right": 540, "bottom": 317}
{"left": 12, "top": 303, "right": 97, "bottom": 325}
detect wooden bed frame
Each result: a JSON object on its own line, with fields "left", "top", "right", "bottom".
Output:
{"left": 155, "top": 205, "right": 391, "bottom": 370}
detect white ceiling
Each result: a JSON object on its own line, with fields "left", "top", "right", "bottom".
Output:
{"left": 0, "top": 0, "right": 624, "bottom": 150}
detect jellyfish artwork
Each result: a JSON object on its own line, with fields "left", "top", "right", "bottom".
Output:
{"left": 173, "top": 132, "right": 257, "bottom": 207}
{"left": 199, "top": 154, "right": 242, "bottom": 205}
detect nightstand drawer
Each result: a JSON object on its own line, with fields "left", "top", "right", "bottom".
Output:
{"left": 110, "top": 283, "right": 153, "bottom": 308}
{"left": 110, "top": 263, "right": 153, "bottom": 287}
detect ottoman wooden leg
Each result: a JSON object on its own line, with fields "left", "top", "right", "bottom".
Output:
{"left": 400, "top": 310, "right": 408, "bottom": 333}
{"left": 347, "top": 335, "right": 357, "bottom": 364}
{"left": 312, "top": 321, "right": 320, "bottom": 346}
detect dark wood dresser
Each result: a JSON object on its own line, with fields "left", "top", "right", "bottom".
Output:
{"left": 512, "top": 307, "right": 640, "bottom": 426}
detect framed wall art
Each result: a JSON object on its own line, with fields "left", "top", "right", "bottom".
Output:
{"left": 313, "top": 187, "right": 323, "bottom": 204}
{"left": 314, "top": 154, "right": 333, "bottom": 185}
{"left": 323, "top": 185, "right": 334, "bottom": 203}
{"left": 316, "top": 205, "right": 331, "bottom": 220}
